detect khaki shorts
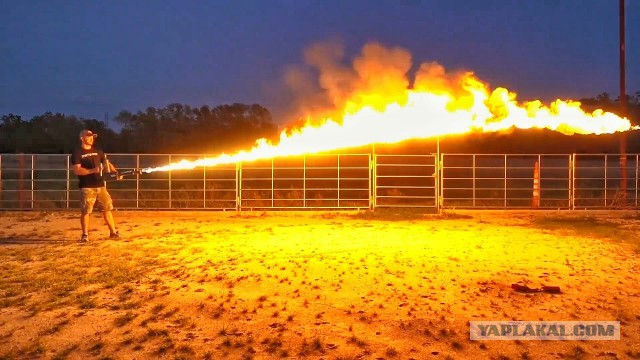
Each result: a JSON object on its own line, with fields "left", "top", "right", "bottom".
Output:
{"left": 80, "top": 187, "right": 114, "bottom": 214}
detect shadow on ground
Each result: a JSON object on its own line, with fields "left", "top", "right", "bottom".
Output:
{"left": 0, "top": 237, "right": 74, "bottom": 245}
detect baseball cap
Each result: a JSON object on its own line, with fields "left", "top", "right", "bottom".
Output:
{"left": 79, "top": 130, "right": 97, "bottom": 138}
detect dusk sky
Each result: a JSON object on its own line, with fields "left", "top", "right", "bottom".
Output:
{"left": 1, "top": 1, "right": 638, "bottom": 125}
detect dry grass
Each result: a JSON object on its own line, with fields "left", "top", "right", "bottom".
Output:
{"left": 0, "top": 209, "right": 639, "bottom": 359}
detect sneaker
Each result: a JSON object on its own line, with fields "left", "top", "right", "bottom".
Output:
{"left": 109, "top": 231, "right": 121, "bottom": 239}
{"left": 79, "top": 234, "right": 89, "bottom": 243}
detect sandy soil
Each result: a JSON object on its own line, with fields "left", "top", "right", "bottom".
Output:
{"left": 0, "top": 209, "right": 639, "bottom": 359}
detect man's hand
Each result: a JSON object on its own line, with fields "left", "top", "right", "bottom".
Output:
{"left": 94, "top": 164, "right": 103, "bottom": 174}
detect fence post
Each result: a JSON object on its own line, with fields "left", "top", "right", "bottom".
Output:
{"left": 434, "top": 154, "right": 439, "bottom": 213}
{"left": 439, "top": 153, "right": 444, "bottom": 210}
{"left": 604, "top": 154, "right": 608, "bottom": 208}
{"left": 0, "top": 155, "right": 2, "bottom": 207}
{"left": 236, "top": 162, "right": 241, "bottom": 211}
{"left": 337, "top": 155, "right": 341, "bottom": 208}
{"left": 31, "top": 155, "right": 35, "bottom": 209}
{"left": 203, "top": 162, "right": 207, "bottom": 209}
{"left": 532, "top": 159, "right": 540, "bottom": 208}
{"left": 303, "top": 156, "right": 306, "bottom": 208}
{"left": 370, "top": 154, "right": 376, "bottom": 209}
{"left": 632, "top": 155, "right": 639, "bottom": 207}
{"left": 66, "top": 155, "right": 70, "bottom": 209}
{"left": 168, "top": 155, "right": 172, "bottom": 209}
{"left": 136, "top": 154, "right": 140, "bottom": 209}
{"left": 271, "top": 158, "right": 274, "bottom": 208}
{"left": 570, "top": 154, "right": 575, "bottom": 210}
{"left": 504, "top": 155, "right": 507, "bottom": 208}
{"left": 472, "top": 154, "right": 476, "bottom": 207}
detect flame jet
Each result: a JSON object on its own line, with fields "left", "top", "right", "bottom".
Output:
{"left": 143, "top": 43, "right": 637, "bottom": 174}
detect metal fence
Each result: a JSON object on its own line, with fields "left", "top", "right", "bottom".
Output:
{"left": 239, "top": 154, "right": 371, "bottom": 209}
{"left": 0, "top": 153, "right": 638, "bottom": 210}
{"left": 440, "top": 154, "right": 639, "bottom": 209}
{"left": 0, "top": 153, "right": 376, "bottom": 210}
{"left": 441, "top": 154, "right": 571, "bottom": 208}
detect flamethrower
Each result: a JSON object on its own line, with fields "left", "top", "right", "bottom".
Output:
{"left": 104, "top": 168, "right": 148, "bottom": 181}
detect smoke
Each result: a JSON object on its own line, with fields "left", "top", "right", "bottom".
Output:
{"left": 282, "top": 40, "right": 473, "bottom": 125}
{"left": 277, "top": 39, "right": 630, "bottom": 138}
{"left": 350, "top": 42, "right": 413, "bottom": 111}
{"left": 303, "top": 40, "right": 357, "bottom": 108}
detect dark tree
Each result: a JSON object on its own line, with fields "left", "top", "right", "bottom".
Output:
{"left": 115, "top": 103, "right": 279, "bottom": 153}
{"left": 0, "top": 114, "right": 24, "bottom": 152}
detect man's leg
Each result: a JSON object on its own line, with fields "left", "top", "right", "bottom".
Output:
{"left": 81, "top": 213, "right": 90, "bottom": 234}
{"left": 79, "top": 188, "right": 97, "bottom": 241}
{"left": 103, "top": 210, "right": 117, "bottom": 234}
{"left": 97, "top": 187, "right": 118, "bottom": 236}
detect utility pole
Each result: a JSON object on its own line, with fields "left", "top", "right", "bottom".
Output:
{"left": 619, "top": 0, "right": 628, "bottom": 204}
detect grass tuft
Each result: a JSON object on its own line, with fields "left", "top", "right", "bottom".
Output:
{"left": 114, "top": 311, "right": 137, "bottom": 327}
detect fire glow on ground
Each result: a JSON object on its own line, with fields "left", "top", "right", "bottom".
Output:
{"left": 0, "top": 210, "right": 639, "bottom": 359}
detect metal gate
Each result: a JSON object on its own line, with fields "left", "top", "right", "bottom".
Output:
{"left": 440, "top": 154, "right": 572, "bottom": 209}
{"left": 373, "top": 154, "right": 438, "bottom": 209}
{"left": 238, "top": 154, "right": 371, "bottom": 210}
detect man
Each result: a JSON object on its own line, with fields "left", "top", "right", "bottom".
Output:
{"left": 71, "top": 129, "right": 121, "bottom": 243}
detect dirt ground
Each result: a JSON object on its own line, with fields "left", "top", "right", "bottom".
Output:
{"left": 0, "top": 209, "right": 639, "bottom": 360}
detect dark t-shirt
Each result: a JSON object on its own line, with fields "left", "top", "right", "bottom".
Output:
{"left": 71, "top": 147, "right": 106, "bottom": 188}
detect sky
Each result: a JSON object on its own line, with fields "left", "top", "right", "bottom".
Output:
{"left": 1, "top": 0, "right": 639, "bottom": 126}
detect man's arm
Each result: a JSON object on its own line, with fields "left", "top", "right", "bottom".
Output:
{"left": 101, "top": 153, "right": 124, "bottom": 180}
{"left": 73, "top": 163, "right": 101, "bottom": 176}
{"left": 103, "top": 154, "right": 122, "bottom": 179}
{"left": 100, "top": 150, "right": 118, "bottom": 173}
{"left": 107, "top": 161, "right": 117, "bottom": 173}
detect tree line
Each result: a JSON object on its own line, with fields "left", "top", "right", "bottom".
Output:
{"left": 0, "top": 94, "right": 638, "bottom": 154}
{"left": 0, "top": 103, "right": 278, "bottom": 154}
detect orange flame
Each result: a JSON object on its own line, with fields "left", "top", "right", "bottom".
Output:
{"left": 144, "top": 43, "right": 636, "bottom": 173}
